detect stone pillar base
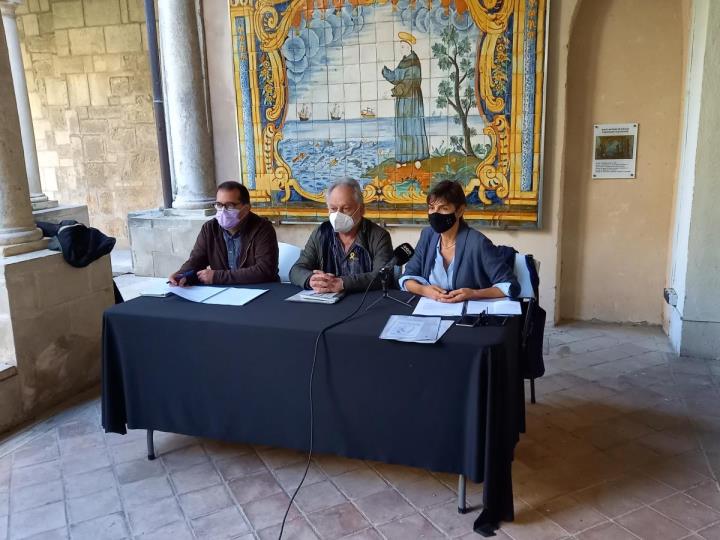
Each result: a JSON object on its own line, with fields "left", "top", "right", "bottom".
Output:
{"left": 172, "top": 198, "right": 215, "bottom": 210}
{"left": 31, "top": 199, "right": 59, "bottom": 211}
{"left": 0, "top": 250, "right": 114, "bottom": 433}
{"left": 128, "top": 208, "right": 215, "bottom": 277}
{"left": 0, "top": 238, "right": 49, "bottom": 257}
{"left": 32, "top": 203, "right": 90, "bottom": 225}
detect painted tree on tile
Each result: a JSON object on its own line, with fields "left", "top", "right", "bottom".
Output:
{"left": 432, "top": 25, "right": 477, "bottom": 158}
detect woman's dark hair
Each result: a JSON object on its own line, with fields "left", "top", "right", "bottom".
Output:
{"left": 217, "top": 181, "right": 250, "bottom": 205}
{"left": 426, "top": 180, "right": 467, "bottom": 208}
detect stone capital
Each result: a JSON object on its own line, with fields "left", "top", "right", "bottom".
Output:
{"left": 0, "top": 1, "right": 22, "bottom": 19}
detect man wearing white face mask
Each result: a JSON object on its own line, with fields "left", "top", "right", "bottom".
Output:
{"left": 169, "top": 181, "right": 279, "bottom": 286}
{"left": 289, "top": 177, "right": 393, "bottom": 293}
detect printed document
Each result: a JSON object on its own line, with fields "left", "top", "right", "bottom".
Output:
{"left": 203, "top": 288, "right": 268, "bottom": 306}
{"left": 411, "top": 297, "right": 464, "bottom": 317}
{"left": 466, "top": 299, "right": 522, "bottom": 315}
{"left": 140, "top": 284, "right": 267, "bottom": 306}
{"left": 380, "top": 315, "right": 454, "bottom": 344}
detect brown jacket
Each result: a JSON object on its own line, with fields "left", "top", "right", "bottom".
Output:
{"left": 178, "top": 212, "right": 279, "bottom": 285}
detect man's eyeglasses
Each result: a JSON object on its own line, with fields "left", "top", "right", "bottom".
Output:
{"left": 214, "top": 202, "right": 242, "bottom": 211}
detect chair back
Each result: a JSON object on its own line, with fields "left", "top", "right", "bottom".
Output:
{"left": 278, "top": 242, "right": 302, "bottom": 283}
{"left": 514, "top": 253, "right": 540, "bottom": 300}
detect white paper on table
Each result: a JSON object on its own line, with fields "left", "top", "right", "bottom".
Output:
{"left": 412, "top": 297, "right": 464, "bottom": 317}
{"left": 380, "top": 315, "right": 442, "bottom": 343}
{"left": 285, "top": 290, "right": 343, "bottom": 304}
{"left": 419, "top": 320, "right": 454, "bottom": 343}
{"left": 467, "top": 299, "right": 522, "bottom": 315}
{"left": 203, "top": 288, "right": 268, "bottom": 306}
{"left": 167, "top": 285, "right": 227, "bottom": 303}
{"left": 298, "top": 290, "right": 344, "bottom": 303}
{"left": 139, "top": 279, "right": 173, "bottom": 297}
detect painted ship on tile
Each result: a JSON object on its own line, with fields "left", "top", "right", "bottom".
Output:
{"left": 231, "top": 0, "right": 547, "bottom": 228}
{"left": 330, "top": 104, "right": 342, "bottom": 120}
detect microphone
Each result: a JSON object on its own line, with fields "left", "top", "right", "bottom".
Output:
{"left": 380, "top": 243, "right": 415, "bottom": 272}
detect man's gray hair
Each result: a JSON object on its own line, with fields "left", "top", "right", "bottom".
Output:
{"left": 326, "top": 177, "right": 364, "bottom": 205}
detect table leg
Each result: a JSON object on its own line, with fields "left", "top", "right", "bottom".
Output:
{"left": 147, "top": 429, "right": 156, "bottom": 460}
{"left": 457, "top": 474, "right": 467, "bottom": 514}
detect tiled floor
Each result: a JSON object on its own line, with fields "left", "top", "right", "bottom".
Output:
{"left": 1, "top": 322, "right": 719, "bottom": 540}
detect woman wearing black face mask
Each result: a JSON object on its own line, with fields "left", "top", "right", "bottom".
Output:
{"left": 399, "top": 180, "right": 520, "bottom": 303}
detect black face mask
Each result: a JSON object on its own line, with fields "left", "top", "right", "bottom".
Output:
{"left": 429, "top": 212, "right": 457, "bottom": 234}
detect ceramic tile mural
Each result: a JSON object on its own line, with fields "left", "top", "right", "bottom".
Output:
{"left": 230, "top": 0, "right": 547, "bottom": 228}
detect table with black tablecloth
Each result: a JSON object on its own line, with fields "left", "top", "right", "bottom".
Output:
{"left": 102, "top": 283, "right": 523, "bottom": 535}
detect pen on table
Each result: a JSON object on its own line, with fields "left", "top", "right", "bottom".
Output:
{"left": 167, "top": 270, "right": 195, "bottom": 284}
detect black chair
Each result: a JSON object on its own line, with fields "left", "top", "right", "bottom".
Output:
{"left": 513, "top": 253, "right": 543, "bottom": 403}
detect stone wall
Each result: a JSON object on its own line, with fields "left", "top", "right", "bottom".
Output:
{"left": 0, "top": 251, "right": 114, "bottom": 433}
{"left": 16, "top": 0, "right": 161, "bottom": 246}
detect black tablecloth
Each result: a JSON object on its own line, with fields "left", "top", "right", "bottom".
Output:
{"left": 102, "top": 283, "right": 522, "bottom": 534}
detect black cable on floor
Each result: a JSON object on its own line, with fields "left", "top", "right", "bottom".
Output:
{"left": 277, "top": 276, "right": 378, "bottom": 539}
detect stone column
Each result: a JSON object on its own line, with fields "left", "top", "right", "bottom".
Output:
{"left": 0, "top": 0, "right": 57, "bottom": 210}
{"left": 157, "top": 0, "right": 216, "bottom": 209}
{"left": 0, "top": 14, "right": 44, "bottom": 255}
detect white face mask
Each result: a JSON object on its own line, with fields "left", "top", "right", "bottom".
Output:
{"left": 329, "top": 208, "right": 358, "bottom": 233}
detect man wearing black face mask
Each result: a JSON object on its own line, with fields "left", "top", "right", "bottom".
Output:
{"left": 399, "top": 180, "right": 519, "bottom": 302}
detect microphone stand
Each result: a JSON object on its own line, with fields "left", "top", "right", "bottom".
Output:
{"left": 365, "top": 267, "right": 416, "bottom": 311}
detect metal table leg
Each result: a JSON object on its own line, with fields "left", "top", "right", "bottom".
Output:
{"left": 147, "top": 429, "right": 156, "bottom": 460}
{"left": 458, "top": 474, "right": 467, "bottom": 514}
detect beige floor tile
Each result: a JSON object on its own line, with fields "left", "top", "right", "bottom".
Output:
{"left": 228, "top": 471, "right": 283, "bottom": 505}
{"left": 178, "top": 484, "right": 234, "bottom": 519}
{"left": 274, "top": 461, "right": 327, "bottom": 491}
{"left": 69, "top": 512, "right": 128, "bottom": 540}
{"left": 202, "top": 439, "right": 254, "bottom": 460}
{"left": 169, "top": 462, "right": 221, "bottom": 494}
{"left": 120, "top": 475, "right": 174, "bottom": 509}
{"left": 612, "top": 473, "right": 677, "bottom": 504}
{"left": 499, "top": 501, "right": 570, "bottom": 540}
{"left": 313, "top": 454, "right": 366, "bottom": 477}
{"left": 576, "top": 521, "right": 638, "bottom": 540}
{"left": 378, "top": 513, "right": 445, "bottom": 540}
{"left": 161, "top": 444, "right": 209, "bottom": 471}
{"left": 354, "top": 488, "right": 415, "bottom": 525}
{"left": 686, "top": 481, "right": 720, "bottom": 512}
{"left": 242, "top": 492, "right": 300, "bottom": 531}
{"left": 651, "top": 493, "right": 720, "bottom": 531}
{"left": 424, "top": 500, "right": 485, "bottom": 537}
{"left": 257, "top": 517, "right": 319, "bottom": 540}
{"left": 191, "top": 506, "right": 250, "bottom": 539}
{"left": 698, "top": 521, "right": 720, "bottom": 540}
{"left": 257, "top": 448, "right": 307, "bottom": 470}
{"left": 307, "top": 502, "right": 371, "bottom": 539}
{"left": 514, "top": 470, "right": 579, "bottom": 506}
{"left": 640, "top": 461, "right": 709, "bottom": 491}
{"left": 128, "top": 497, "right": 184, "bottom": 536}
{"left": 616, "top": 506, "right": 690, "bottom": 540}
{"left": 371, "top": 463, "right": 431, "bottom": 488}
{"left": 638, "top": 430, "right": 700, "bottom": 458}
{"left": 606, "top": 440, "right": 665, "bottom": 468}
{"left": 293, "top": 480, "right": 347, "bottom": 514}
{"left": 394, "top": 475, "right": 455, "bottom": 509}
{"left": 333, "top": 467, "right": 389, "bottom": 500}
{"left": 139, "top": 520, "right": 194, "bottom": 540}
{"left": 538, "top": 494, "right": 607, "bottom": 533}
{"left": 215, "top": 452, "right": 267, "bottom": 480}
{"left": 573, "top": 479, "right": 645, "bottom": 518}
